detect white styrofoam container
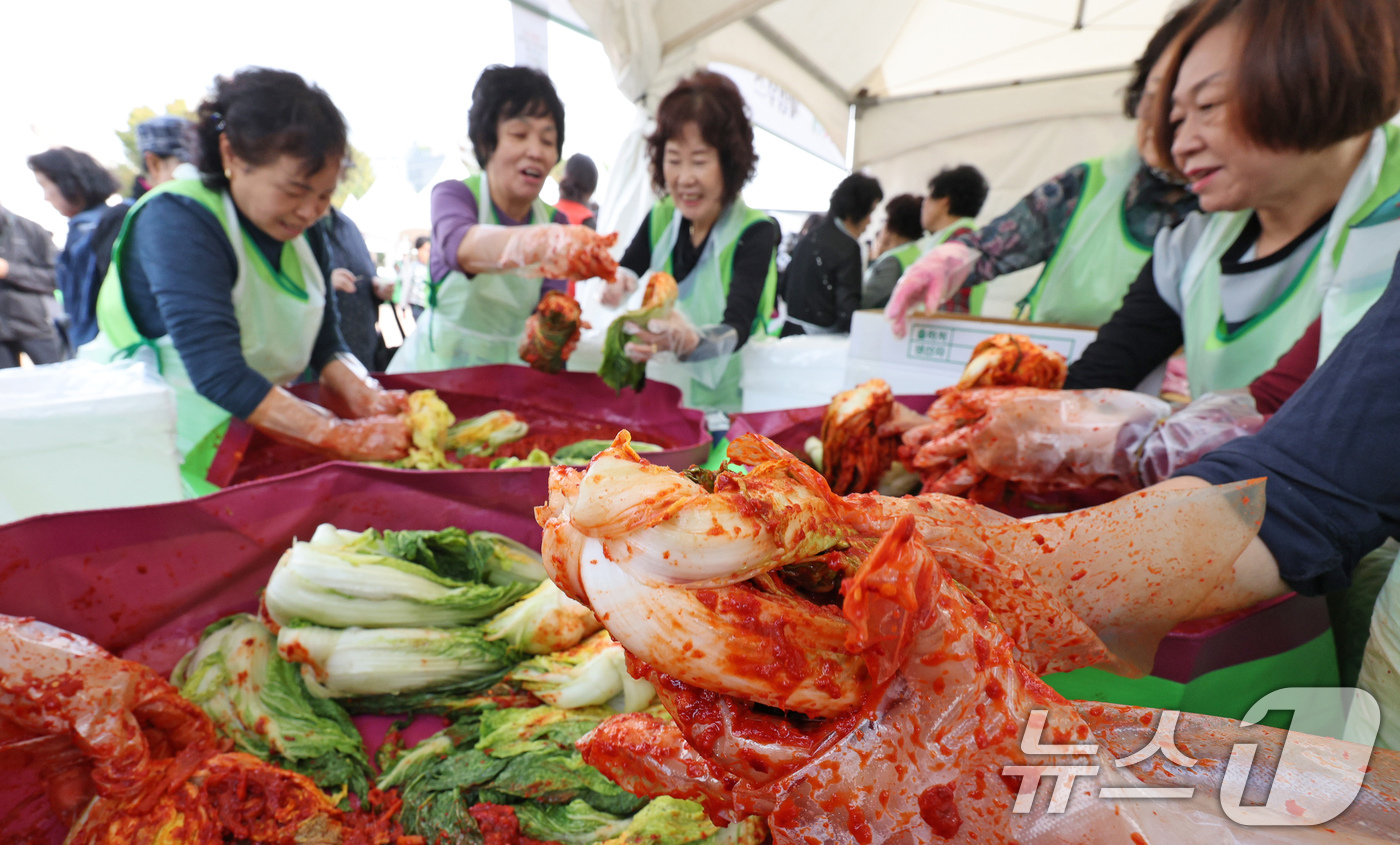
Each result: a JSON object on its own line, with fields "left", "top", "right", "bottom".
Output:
{"left": 740, "top": 334, "right": 851, "bottom": 413}
{"left": 0, "top": 359, "right": 182, "bottom": 522}
{"left": 845, "top": 310, "right": 1099, "bottom": 395}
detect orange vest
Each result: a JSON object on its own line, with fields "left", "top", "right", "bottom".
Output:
{"left": 554, "top": 198, "right": 595, "bottom": 227}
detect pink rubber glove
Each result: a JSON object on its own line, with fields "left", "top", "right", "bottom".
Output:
{"left": 883, "top": 242, "right": 980, "bottom": 338}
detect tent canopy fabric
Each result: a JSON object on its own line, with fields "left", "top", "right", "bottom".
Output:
{"left": 571, "top": 0, "right": 1174, "bottom": 165}
{"left": 567, "top": 0, "right": 1179, "bottom": 310}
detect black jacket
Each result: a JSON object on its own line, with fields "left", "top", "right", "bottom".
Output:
{"left": 781, "top": 217, "right": 862, "bottom": 332}
{"left": 321, "top": 207, "right": 384, "bottom": 370}
{"left": 0, "top": 208, "right": 60, "bottom": 342}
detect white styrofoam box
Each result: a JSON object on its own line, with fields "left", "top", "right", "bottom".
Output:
{"left": 845, "top": 310, "right": 1099, "bottom": 395}
{"left": 740, "top": 334, "right": 851, "bottom": 413}
{"left": 0, "top": 359, "right": 183, "bottom": 522}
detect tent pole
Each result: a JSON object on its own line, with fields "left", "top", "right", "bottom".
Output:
{"left": 1073, "top": 0, "right": 1088, "bottom": 29}
{"left": 845, "top": 104, "right": 857, "bottom": 171}
{"left": 506, "top": 0, "right": 591, "bottom": 38}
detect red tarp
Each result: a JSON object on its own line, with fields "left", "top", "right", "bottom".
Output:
{"left": 208, "top": 365, "right": 712, "bottom": 490}
{"left": 0, "top": 462, "right": 553, "bottom": 842}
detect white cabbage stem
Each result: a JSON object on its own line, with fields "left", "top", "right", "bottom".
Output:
{"left": 577, "top": 538, "right": 865, "bottom": 719}
{"left": 483, "top": 579, "right": 601, "bottom": 654}
{"left": 276, "top": 625, "right": 507, "bottom": 697}
{"left": 570, "top": 434, "right": 850, "bottom": 588}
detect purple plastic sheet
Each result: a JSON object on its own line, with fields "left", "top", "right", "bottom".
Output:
{"left": 0, "top": 461, "right": 553, "bottom": 842}
{"left": 209, "top": 365, "right": 712, "bottom": 494}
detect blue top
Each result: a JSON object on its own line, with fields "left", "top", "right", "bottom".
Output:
{"left": 57, "top": 205, "right": 106, "bottom": 346}
{"left": 121, "top": 193, "right": 346, "bottom": 419}
{"left": 1182, "top": 252, "right": 1400, "bottom": 596}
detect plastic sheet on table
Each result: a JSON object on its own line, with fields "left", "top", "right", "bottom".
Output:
{"left": 0, "top": 462, "right": 550, "bottom": 842}
{"left": 207, "top": 365, "right": 712, "bottom": 497}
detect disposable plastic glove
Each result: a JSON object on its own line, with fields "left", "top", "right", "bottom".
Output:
{"left": 906, "top": 388, "right": 1172, "bottom": 496}
{"left": 601, "top": 266, "right": 640, "bottom": 308}
{"left": 1135, "top": 391, "right": 1266, "bottom": 486}
{"left": 499, "top": 224, "right": 619, "bottom": 281}
{"left": 622, "top": 308, "right": 703, "bottom": 363}
{"left": 320, "top": 354, "right": 409, "bottom": 419}
{"left": 883, "top": 241, "right": 980, "bottom": 338}
{"left": 312, "top": 414, "right": 414, "bottom": 462}
{"left": 248, "top": 386, "right": 412, "bottom": 463}
{"left": 0, "top": 615, "right": 219, "bottom": 818}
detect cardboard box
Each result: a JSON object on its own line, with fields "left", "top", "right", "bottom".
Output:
{"left": 845, "top": 310, "right": 1099, "bottom": 394}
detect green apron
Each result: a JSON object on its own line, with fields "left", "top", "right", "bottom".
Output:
{"left": 89, "top": 179, "right": 326, "bottom": 494}
{"left": 644, "top": 196, "right": 777, "bottom": 414}
{"left": 387, "top": 172, "right": 554, "bottom": 373}
{"left": 1180, "top": 124, "right": 1400, "bottom": 393}
{"left": 1016, "top": 147, "right": 1150, "bottom": 326}
{"left": 887, "top": 240, "right": 924, "bottom": 275}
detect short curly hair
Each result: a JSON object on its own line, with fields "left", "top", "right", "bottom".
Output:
{"left": 648, "top": 71, "right": 757, "bottom": 206}
{"left": 829, "top": 172, "right": 883, "bottom": 222}
{"left": 928, "top": 165, "right": 989, "bottom": 219}
{"left": 468, "top": 65, "right": 565, "bottom": 168}
{"left": 882, "top": 194, "right": 924, "bottom": 241}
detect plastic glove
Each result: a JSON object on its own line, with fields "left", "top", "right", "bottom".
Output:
{"left": 601, "top": 266, "right": 640, "bottom": 307}
{"left": 908, "top": 388, "right": 1171, "bottom": 496}
{"left": 320, "top": 354, "right": 409, "bottom": 419}
{"left": 1136, "top": 391, "right": 1266, "bottom": 486}
{"left": 500, "top": 224, "right": 619, "bottom": 281}
{"left": 623, "top": 309, "right": 702, "bottom": 363}
{"left": 248, "top": 386, "right": 412, "bottom": 463}
{"left": 0, "top": 615, "right": 219, "bottom": 816}
{"left": 312, "top": 414, "right": 414, "bottom": 462}
{"left": 883, "top": 241, "right": 980, "bottom": 338}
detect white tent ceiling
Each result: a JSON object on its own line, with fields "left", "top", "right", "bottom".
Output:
{"left": 560, "top": 0, "right": 1177, "bottom": 312}
{"left": 568, "top": 0, "right": 1170, "bottom": 156}
{"left": 568, "top": 0, "right": 1174, "bottom": 165}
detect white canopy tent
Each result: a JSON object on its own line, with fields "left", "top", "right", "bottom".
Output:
{"left": 560, "top": 0, "right": 1179, "bottom": 310}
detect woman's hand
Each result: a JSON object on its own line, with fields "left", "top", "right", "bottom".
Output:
{"left": 883, "top": 242, "right": 980, "bottom": 338}
{"left": 316, "top": 415, "right": 414, "bottom": 462}
{"left": 602, "top": 266, "right": 640, "bottom": 307}
{"left": 623, "top": 311, "right": 701, "bottom": 363}
{"left": 247, "top": 385, "right": 412, "bottom": 463}
{"left": 907, "top": 388, "right": 1171, "bottom": 496}
{"left": 500, "top": 224, "right": 619, "bottom": 281}
{"left": 319, "top": 356, "right": 409, "bottom": 419}
{"left": 329, "top": 268, "right": 359, "bottom": 294}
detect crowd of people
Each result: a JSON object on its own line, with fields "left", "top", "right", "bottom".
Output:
{"left": 6, "top": 0, "right": 1400, "bottom": 740}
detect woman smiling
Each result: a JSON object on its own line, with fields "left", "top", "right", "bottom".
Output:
{"left": 1065, "top": 0, "right": 1400, "bottom": 394}
{"left": 390, "top": 65, "right": 616, "bottom": 373}
{"left": 603, "top": 71, "right": 778, "bottom": 414}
